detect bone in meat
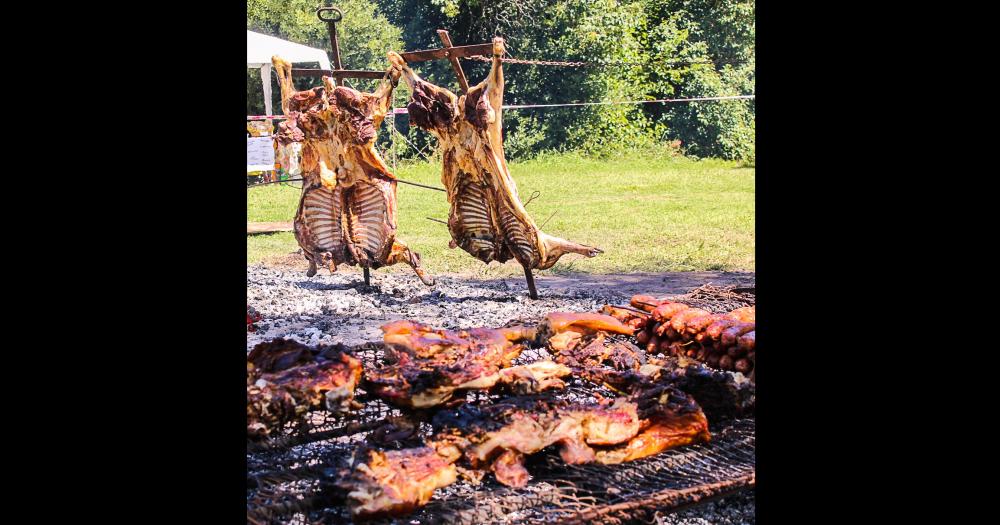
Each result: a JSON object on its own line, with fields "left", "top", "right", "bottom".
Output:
{"left": 387, "top": 39, "right": 601, "bottom": 273}
{"left": 271, "top": 56, "right": 432, "bottom": 285}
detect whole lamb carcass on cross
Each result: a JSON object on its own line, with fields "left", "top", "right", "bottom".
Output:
{"left": 387, "top": 38, "right": 601, "bottom": 297}
{"left": 272, "top": 56, "right": 433, "bottom": 285}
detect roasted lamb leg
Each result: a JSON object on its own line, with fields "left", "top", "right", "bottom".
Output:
{"left": 387, "top": 40, "right": 600, "bottom": 298}
{"left": 272, "top": 56, "right": 433, "bottom": 285}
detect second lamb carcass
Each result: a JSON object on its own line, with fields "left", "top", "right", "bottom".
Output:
{"left": 388, "top": 39, "right": 601, "bottom": 296}
{"left": 272, "top": 56, "right": 433, "bottom": 285}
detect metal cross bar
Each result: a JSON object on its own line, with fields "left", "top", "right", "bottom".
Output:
{"left": 436, "top": 29, "right": 470, "bottom": 93}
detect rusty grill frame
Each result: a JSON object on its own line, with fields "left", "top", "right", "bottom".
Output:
{"left": 247, "top": 284, "right": 755, "bottom": 524}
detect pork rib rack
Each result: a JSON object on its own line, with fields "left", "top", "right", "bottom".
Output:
{"left": 272, "top": 56, "right": 433, "bottom": 286}
{"left": 387, "top": 39, "right": 601, "bottom": 298}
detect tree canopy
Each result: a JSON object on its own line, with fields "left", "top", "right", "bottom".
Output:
{"left": 248, "top": 0, "right": 754, "bottom": 161}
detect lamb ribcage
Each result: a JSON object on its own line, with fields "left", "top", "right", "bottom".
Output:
{"left": 496, "top": 197, "right": 537, "bottom": 268}
{"left": 450, "top": 175, "right": 502, "bottom": 263}
{"left": 302, "top": 185, "right": 347, "bottom": 258}
{"left": 346, "top": 179, "right": 393, "bottom": 265}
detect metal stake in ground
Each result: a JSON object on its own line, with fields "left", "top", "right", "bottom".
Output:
{"left": 363, "top": 267, "right": 370, "bottom": 286}
{"left": 523, "top": 265, "right": 538, "bottom": 299}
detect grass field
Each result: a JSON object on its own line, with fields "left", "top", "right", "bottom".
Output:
{"left": 247, "top": 152, "right": 754, "bottom": 276}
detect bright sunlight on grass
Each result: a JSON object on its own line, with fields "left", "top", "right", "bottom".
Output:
{"left": 247, "top": 152, "right": 754, "bottom": 276}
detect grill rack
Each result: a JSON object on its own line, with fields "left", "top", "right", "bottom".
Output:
{"left": 247, "top": 285, "right": 755, "bottom": 524}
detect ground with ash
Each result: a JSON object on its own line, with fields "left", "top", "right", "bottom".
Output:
{"left": 247, "top": 263, "right": 756, "bottom": 524}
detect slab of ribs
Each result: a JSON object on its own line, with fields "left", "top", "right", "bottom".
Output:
{"left": 387, "top": 39, "right": 601, "bottom": 297}
{"left": 247, "top": 338, "right": 362, "bottom": 440}
{"left": 271, "top": 56, "right": 433, "bottom": 285}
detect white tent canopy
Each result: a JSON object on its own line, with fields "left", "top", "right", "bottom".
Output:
{"left": 247, "top": 30, "right": 332, "bottom": 117}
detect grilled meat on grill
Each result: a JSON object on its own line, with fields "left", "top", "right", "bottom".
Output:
{"left": 339, "top": 380, "right": 709, "bottom": 517}
{"left": 387, "top": 39, "right": 601, "bottom": 273}
{"left": 272, "top": 56, "right": 432, "bottom": 285}
{"left": 629, "top": 296, "right": 756, "bottom": 380}
{"left": 432, "top": 388, "right": 709, "bottom": 486}
{"left": 247, "top": 351, "right": 362, "bottom": 439}
{"left": 340, "top": 443, "right": 461, "bottom": 520}
{"left": 595, "top": 382, "right": 711, "bottom": 464}
{"left": 600, "top": 305, "right": 650, "bottom": 332}
{"left": 534, "top": 311, "right": 663, "bottom": 373}
{"left": 367, "top": 320, "right": 569, "bottom": 408}
{"left": 247, "top": 337, "right": 316, "bottom": 373}
{"left": 534, "top": 312, "right": 635, "bottom": 352}
{"left": 594, "top": 356, "right": 755, "bottom": 419}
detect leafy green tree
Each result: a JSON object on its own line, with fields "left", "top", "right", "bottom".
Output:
{"left": 247, "top": 0, "right": 405, "bottom": 114}
{"left": 248, "top": 0, "right": 755, "bottom": 160}
{"left": 642, "top": 0, "right": 755, "bottom": 160}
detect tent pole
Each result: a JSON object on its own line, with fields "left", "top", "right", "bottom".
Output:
{"left": 260, "top": 64, "right": 273, "bottom": 118}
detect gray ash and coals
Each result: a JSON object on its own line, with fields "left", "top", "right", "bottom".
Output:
{"left": 247, "top": 265, "right": 611, "bottom": 351}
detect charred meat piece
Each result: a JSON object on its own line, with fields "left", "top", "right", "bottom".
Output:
{"left": 553, "top": 332, "right": 653, "bottom": 374}
{"left": 271, "top": 56, "right": 432, "bottom": 284}
{"left": 388, "top": 39, "right": 601, "bottom": 274}
{"left": 594, "top": 383, "right": 711, "bottom": 464}
{"left": 431, "top": 395, "right": 641, "bottom": 487}
{"left": 432, "top": 388, "right": 709, "bottom": 487}
{"left": 340, "top": 444, "right": 461, "bottom": 520}
{"left": 594, "top": 356, "right": 755, "bottom": 419}
{"left": 246, "top": 337, "right": 315, "bottom": 373}
{"left": 341, "top": 386, "right": 709, "bottom": 518}
{"left": 367, "top": 320, "right": 568, "bottom": 408}
{"left": 535, "top": 312, "right": 651, "bottom": 377}
{"left": 247, "top": 351, "right": 362, "bottom": 440}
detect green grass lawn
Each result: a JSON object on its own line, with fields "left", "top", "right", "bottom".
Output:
{"left": 248, "top": 152, "right": 754, "bottom": 276}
